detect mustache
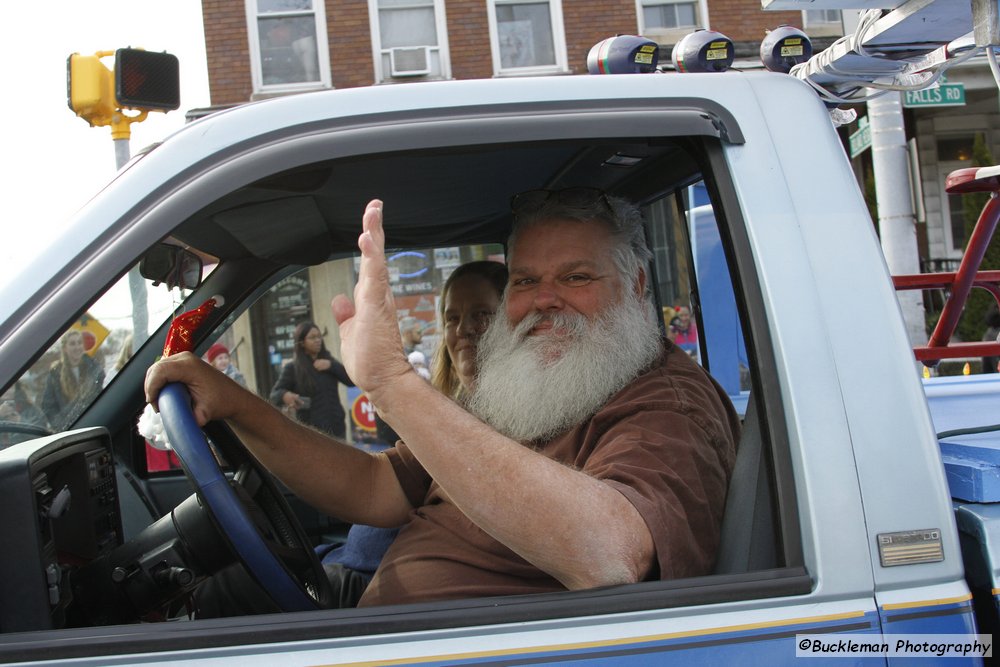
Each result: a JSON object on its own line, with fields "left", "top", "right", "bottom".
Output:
{"left": 511, "top": 310, "right": 590, "bottom": 341}
{"left": 469, "top": 293, "right": 662, "bottom": 444}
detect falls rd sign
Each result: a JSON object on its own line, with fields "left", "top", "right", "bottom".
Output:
{"left": 903, "top": 82, "right": 966, "bottom": 108}
{"left": 849, "top": 82, "right": 964, "bottom": 158}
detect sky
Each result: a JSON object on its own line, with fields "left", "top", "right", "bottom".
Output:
{"left": 3, "top": 1, "right": 210, "bottom": 282}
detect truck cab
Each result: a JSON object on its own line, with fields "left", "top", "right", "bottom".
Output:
{"left": 0, "top": 71, "right": 987, "bottom": 664}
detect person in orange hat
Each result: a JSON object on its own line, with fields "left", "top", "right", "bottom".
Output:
{"left": 205, "top": 342, "right": 246, "bottom": 387}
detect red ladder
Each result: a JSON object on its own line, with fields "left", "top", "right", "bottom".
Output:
{"left": 892, "top": 166, "right": 1000, "bottom": 364}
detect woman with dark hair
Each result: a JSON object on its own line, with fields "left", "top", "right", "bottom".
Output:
{"left": 269, "top": 321, "right": 354, "bottom": 438}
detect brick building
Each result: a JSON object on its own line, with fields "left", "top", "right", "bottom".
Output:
{"left": 196, "top": 1, "right": 1000, "bottom": 359}
{"left": 199, "top": 0, "right": 836, "bottom": 106}
{"left": 194, "top": 0, "right": 852, "bottom": 408}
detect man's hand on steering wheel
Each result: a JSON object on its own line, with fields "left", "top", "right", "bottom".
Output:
{"left": 145, "top": 352, "right": 252, "bottom": 426}
{"left": 152, "top": 378, "right": 334, "bottom": 612}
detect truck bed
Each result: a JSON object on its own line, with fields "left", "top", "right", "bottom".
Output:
{"left": 926, "top": 373, "right": 1000, "bottom": 503}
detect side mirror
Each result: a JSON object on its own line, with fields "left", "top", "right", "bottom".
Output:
{"left": 139, "top": 244, "right": 203, "bottom": 290}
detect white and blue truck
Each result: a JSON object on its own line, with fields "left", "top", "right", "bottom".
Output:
{"left": 0, "top": 0, "right": 999, "bottom": 662}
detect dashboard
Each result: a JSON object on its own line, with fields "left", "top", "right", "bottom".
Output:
{"left": 0, "top": 428, "right": 120, "bottom": 633}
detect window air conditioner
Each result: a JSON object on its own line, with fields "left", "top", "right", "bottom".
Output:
{"left": 389, "top": 46, "right": 431, "bottom": 77}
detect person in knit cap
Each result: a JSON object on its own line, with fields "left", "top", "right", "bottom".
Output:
{"left": 205, "top": 342, "right": 247, "bottom": 387}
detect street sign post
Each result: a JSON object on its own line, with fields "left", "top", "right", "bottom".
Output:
{"left": 849, "top": 115, "right": 871, "bottom": 158}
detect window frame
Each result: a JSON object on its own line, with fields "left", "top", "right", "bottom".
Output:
{"left": 0, "top": 97, "right": 814, "bottom": 662}
{"left": 935, "top": 132, "right": 978, "bottom": 257}
{"left": 486, "top": 0, "right": 569, "bottom": 77}
{"left": 940, "top": 159, "right": 972, "bottom": 257}
{"left": 245, "top": 0, "right": 332, "bottom": 95}
{"left": 636, "top": 0, "right": 709, "bottom": 43}
{"left": 803, "top": 8, "right": 841, "bottom": 26}
{"left": 367, "top": 0, "right": 452, "bottom": 83}
{"left": 696, "top": 140, "right": 802, "bottom": 575}
{"left": 802, "top": 8, "right": 844, "bottom": 37}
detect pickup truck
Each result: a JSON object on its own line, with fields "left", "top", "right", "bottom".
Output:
{"left": 0, "top": 66, "right": 995, "bottom": 664}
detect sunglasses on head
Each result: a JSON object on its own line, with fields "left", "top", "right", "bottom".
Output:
{"left": 509, "top": 187, "right": 611, "bottom": 217}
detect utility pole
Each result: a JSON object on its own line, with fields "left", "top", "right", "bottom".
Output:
{"left": 67, "top": 48, "right": 180, "bottom": 345}
{"left": 868, "top": 91, "right": 926, "bottom": 349}
{"left": 113, "top": 123, "right": 149, "bottom": 347}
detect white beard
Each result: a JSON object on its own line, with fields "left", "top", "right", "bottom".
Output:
{"left": 467, "top": 293, "right": 662, "bottom": 444}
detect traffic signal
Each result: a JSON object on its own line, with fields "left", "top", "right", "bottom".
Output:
{"left": 114, "top": 48, "right": 180, "bottom": 111}
{"left": 67, "top": 53, "right": 115, "bottom": 123}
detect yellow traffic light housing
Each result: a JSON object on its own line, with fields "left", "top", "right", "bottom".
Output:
{"left": 66, "top": 53, "right": 116, "bottom": 125}
{"left": 66, "top": 49, "right": 179, "bottom": 141}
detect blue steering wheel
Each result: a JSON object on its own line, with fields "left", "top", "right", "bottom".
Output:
{"left": 157, "top": 382, "right": 333, "bottom": 612}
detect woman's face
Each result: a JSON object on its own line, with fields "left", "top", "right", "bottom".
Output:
{"left": 301, "top": 327, "right": 323, "bottom": 357}
{"left": 444, "top": 274, "right": 501, "bottom": 391}
{"left": 64, "top": 332, "right": 85, "bottom": 366}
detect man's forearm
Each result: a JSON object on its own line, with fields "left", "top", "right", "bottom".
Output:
{"left": 145, "top": 350, "right": 411, "bottom": 527}
{"left": 372, "top": 372, "right": 655, "bottom": 589}
{"left": 225, "top": 388, "right": 410, "bottom": 528}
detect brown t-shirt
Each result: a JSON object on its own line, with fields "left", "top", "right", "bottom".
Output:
{"left": 359, "top": 341, "right": 739, "bottom": 607}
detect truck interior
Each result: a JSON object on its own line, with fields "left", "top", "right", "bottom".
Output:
{"left": 0, "top": 124, "right": 811, "bottom": 661}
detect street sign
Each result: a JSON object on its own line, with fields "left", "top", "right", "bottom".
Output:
{"left": 352, "top": 393, "right": 377, "bottom": 431}
{"left": 72, "top": 312, "right": 110, "bottom": 357}
{"left": 849, "top": 116, "right": 871, "bottom": 159}
{"left": 903, "top": 83, "right": 965, "bottom": 108}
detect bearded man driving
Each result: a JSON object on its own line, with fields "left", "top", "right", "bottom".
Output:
{"left": 145, "top": 188, "right": 739, "bottom": 607}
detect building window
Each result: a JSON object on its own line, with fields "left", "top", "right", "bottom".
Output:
{"left": 487, "top": 0, "right": 568, "bottom": 75}
{"left": 802, "top": 9, "right": 843, "bottom": 36}
{"left": 642, "top": 0, "right": 698, "bottom": 30}
{"left": 937, "top": 135, "right": 975, "bottom": 163}
{"left": 247, "top": 0, "right": 331, "bottom": 93}
{"left": 369, "top": 0, "right": 450, "bottom": 82}
{"left": 636, "top": 0, "right": 707, "bottom": 41}
{"left": 937, "top": 135, "right": 976, "bottom": 253}
{"left": 804, "top": 9, "right": 841, "bottom": 26}
{"left": 946, "top": 180, "right": 968, "bottom": 251}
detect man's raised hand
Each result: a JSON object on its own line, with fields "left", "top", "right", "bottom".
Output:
{"left": 331, "top": 200, "right": 412, "bottom": 399}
